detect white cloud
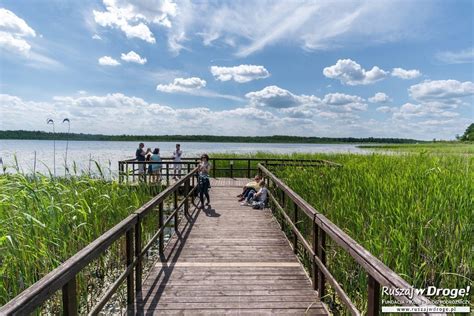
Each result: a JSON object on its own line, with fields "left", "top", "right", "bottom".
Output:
{"left": 409, "top": 80, "right": 474, "bottom": 102}
{"left": 245, "top": 85, "right": 315, "bottom": 108}
{"left": 323, "top": 59, "right": 388, "bottom": 85}
{"left": 98, "top": 56, "right": 121, "bottom": 66}
{"left": 157, "top": 77, "right": 206, "bottom": 93}
{"left": 1, "top": 92, "right": 468, "bottom": 139}
{"left": 391, "top": 67, "right": 421, "bottom": 79}
{"left": 166, "top": 1, "right": 431, "bottom": 57}
{"left": 157, "top": 77, "right": 244, "bottom": 101}
{"left": 435, "top": 47, "right": 474, "bottom": 64}
{"left": 0, "top": 8, "right": 36, "bottom": 55}
{"left": 376, "top": 106, "right": 394, "bottom": 113}
{"left": 92, "top": 34, "right": 102, "bottom": 40}
{"left": 93, "top": 0, "right": 178, "bottom": 43}
{"left": 369, "top": 92, "right": 391, "bottom": 103}
{"left": 245, "top": 86, "right": 367, "bottom": 118}
{"left": 120, "top": 51, "right": 147, "bottom": 64}
{"left": 0, "top": 93, "right": 278, "bottom": 136}
{"left": 211, "top": 65, "right": 270, "bottom": 83}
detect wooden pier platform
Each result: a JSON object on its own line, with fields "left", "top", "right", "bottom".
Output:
{"left": 135, "top": 179, "right": 328, "bottom": 315}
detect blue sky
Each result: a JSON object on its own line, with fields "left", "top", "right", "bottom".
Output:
{"left": 0, "top": 0, "right": 473, "bottom": 139}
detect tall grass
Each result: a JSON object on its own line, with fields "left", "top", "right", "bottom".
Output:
{"left": 274, "top": 153, "right": 473, "bottom": 310}
{"left": 0, "top": 172, "right": 154, "bottom": 306}
{"left": 210, "top": 151, "right": 473, "bottom": 310}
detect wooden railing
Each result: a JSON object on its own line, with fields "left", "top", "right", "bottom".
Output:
{"left": 258, "top": 163, "right": 435, "bottom": 316}
{"left": 118, "top": 157, "right": 339, "bottom": 184}
{"left": 0, "top": 168, "right": 199, "bottom": 315}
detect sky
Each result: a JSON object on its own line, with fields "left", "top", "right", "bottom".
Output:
{"left": 0, "top": 0, "right": 473, "bottom": 140}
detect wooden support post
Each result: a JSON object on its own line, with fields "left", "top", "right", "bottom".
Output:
{"left": 135, "top": 218, "right": 142, "bottom": 291}
{"left": 184, "top": 178, "right": 190, "bottom": 217}
{"left": 62, "top": 276, "right": 77, "bottom": 316}
{"left": 126, "top": 162, "right": 129, "bottom": 184}
{"left": 367, "top": 275, "right": 380, "bottom": 316}
{"left": 247, "top": 160, "right": 251, "bottom": 178}
{"left": 166, "top": 163, "right": 170, "bottom": 186}
{"left": 312, "top": 220, "right": 318, "bottom": 291}
{"left": 293, "top": 202, "right": 298, "bottom": 254}
{"left": 230, "top": 161, "right": 234, "bottom": 179}
{"left": 126, "top": 229, "right": 134, "bottom": 308}
{"left": 174, "top": 190, "right": 178, "bottom": 231}
{"left": 159, "top": 202, "right": 164, "bottom": 255}
{"left": 212, "top": 159, "right": 216, "bottom": 178}
{"left": 132, "top": 163, "right": 135, "bottom": 183}
{"left": 317, "top": 227, "right": 326, "bottom": 299}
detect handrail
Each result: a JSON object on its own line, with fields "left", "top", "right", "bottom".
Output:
{"left": 258, "top": 163, "right": 436, "bottom": 316}
{"left": 118, "top": 157, "right": 340, "bottom": 184}
{"left": 0, "top": 167, "right": 199, "bottom": 315}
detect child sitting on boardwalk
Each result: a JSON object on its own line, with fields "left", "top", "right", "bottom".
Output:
{"left": 240, "top": 180, "right": 268, "bottom": 209}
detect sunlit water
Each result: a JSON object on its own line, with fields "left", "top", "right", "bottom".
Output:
{"left": 0, "top": 139, "right": 369, "bottom": 176}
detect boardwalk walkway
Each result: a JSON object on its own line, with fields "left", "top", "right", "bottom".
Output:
{"left": 136, "top": 178, "right": 328, "bottom": 315}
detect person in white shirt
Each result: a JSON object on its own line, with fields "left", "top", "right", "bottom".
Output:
{"left": 172, "top": 144, "right": 182, "bottom": 179}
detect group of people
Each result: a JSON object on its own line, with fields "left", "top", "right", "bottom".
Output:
{"left": 135, "top": 143, "right": 183, "bottom": 181}
{"left": 134, "top": 143, "right": 267, "bottom": 210}
{"left": 237, "top": 175, "right": 268, "bottom": 209}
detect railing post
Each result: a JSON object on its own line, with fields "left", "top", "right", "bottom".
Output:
{"left": 132, "top": 162, "right": 135, "bottom": 183}
{"left": 184, "top": 178, "right": 190, "bottom": 217}
{"left": 126, "top": 228, "right": 134, "bottom": 309}
{"left": 159, "top": 202, "right": 164, "bottom": 255}
{"left": 293, "top": 202, "right": 298, "bottom": 254}
{"left": 230, "top": 161, "right": 234, "bottom": 178}
{"left": 126, "top": 162, "right": 129, "bottom": 184}
{"left": 317, "top": 227, "right": 326, "bottom": 299}
{"left": 174, "top": 190, "right": 178, "bottom": 231}
{"left": 166, "top": 163, "right": 170, "bottom": 186}
{"left": 367, "top": 275, "right": 380, "bottom": 316}
{"left": 62, "top": 276, "right": 77, "bottom": 316}
{"left": 212, "top": 159, "right": 216, "bottom": 178}
{"left": 247, "top": 160, "right": 251, "bottom": 178}
{"left": 312, "top": 219, "right": 318, "bottom": 291}
{"left": 135, "top": 217, "right": 142, "bottom": 291}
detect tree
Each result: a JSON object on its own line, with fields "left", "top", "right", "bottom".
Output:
{"left": 460, "top": 123, "right": 474, "bottom": 141}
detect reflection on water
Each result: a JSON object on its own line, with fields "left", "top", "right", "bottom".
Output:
{"left": 0, "top": 139, "right": 369, "bottom": 175}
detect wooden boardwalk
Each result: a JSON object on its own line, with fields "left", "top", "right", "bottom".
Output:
{"left": 136, "top": 178, "right": 328, "bottom": 315}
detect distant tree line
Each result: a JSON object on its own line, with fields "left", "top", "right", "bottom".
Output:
{"left": 0, "top": 130, "right": 425, "bottom": 144}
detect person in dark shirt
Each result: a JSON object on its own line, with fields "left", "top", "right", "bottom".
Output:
{"left": 136, "top": 143, "right": 146, "bottom": 176}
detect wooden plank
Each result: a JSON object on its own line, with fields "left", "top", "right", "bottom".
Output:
{"left": 139, "top": 185, "right": 328, "bottom": 315}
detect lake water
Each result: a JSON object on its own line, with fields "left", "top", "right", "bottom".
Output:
{"left": 0, "top": 139, "right": 369, "bottom": 175}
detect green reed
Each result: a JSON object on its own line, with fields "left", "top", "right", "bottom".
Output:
{"left": 211, "top": 150, "right": 473, "bottom": 311}
{"left": 0, "top": 172, "right": 154, "bottom": 306}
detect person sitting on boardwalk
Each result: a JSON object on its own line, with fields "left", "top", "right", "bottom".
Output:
{"left": 198, "top": 154, "right": 211, "bottom": 209}
{"left": 240, "top": 180, "right": 268, "bottom": 209}
{"left": 150, "top": 148, "right": 162, "bottom": 182}
{"left": 172, "top": 143, "right": 182, "bottom": 180}
{"left": 135, "top": 143, "right": 146, "bottom": 177}
{"left": 237, "top": 175, "right": 261, "bottom": 202}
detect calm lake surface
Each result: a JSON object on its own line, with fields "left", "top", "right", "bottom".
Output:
{"left": 0, "top": 139, "right": 369, "bottom": 175}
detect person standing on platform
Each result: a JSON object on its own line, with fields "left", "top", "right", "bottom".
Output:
{"left": 172, "top": 143, "right": 183, "bottom": 179}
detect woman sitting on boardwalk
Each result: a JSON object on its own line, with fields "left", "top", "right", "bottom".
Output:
{"left": 237, "top": 175, "right": 262, "bottom": 202}
{"left": 198, "top": 154, "right": 211, "bottom": 209}
{"left": 240, "top": 180, "right": 268, "bottom": 209}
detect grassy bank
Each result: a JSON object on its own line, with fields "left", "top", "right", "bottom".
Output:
{"left": 0, "top": 174, "right": 154, "bottom": 308}
{"left": 359, "top": 142, "right": 474, "bottom": 154}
